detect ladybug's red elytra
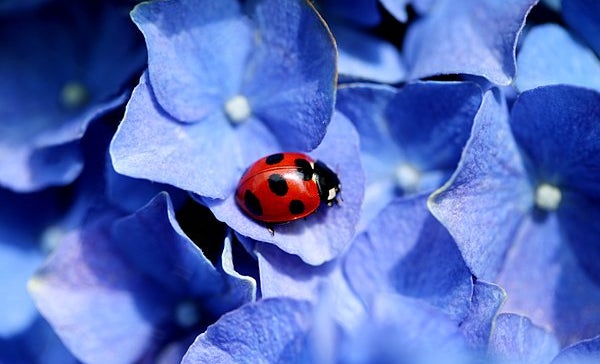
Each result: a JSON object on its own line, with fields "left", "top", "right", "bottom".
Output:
{"left": 235, "top": 152, "right": 341, "bottom": 225}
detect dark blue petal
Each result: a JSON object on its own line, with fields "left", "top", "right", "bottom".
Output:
{"left": 345, "top": 195, "right": 473, "bottom": 322}
{"left": 552, "top": 336, "right": 600, "bottom": 364}
{"left": 111, "top": 193, "right": 225, "bottom": 298}
{"left": 562, "top": 0, "right": 600, "bottom": 55}
{"left": 204, "top": 111, "right": 364, "bottom": 265}
{"left": 510, "top": 85, "right": 600, "bottom": 199}
{"left": 459, "top": 281, "right": 506, "bottom": 351}
{"left": 515, "top": 25, "right": 600, "bottom": 92}
{"left": 404, "top": 0, "right": 537, "bottom": 85}
{"left": 429, "top": 89, "right": 532, "bottom": 281}
{"left": 386, "top": 82, "right": 482, "bottom": 172}
{"left": 380, "top": 0, "right": 437, "bottom": 20}
{"left": 495, "top": 213, "right": 600, "bottom": 346}
{"left": 181, "top": 298, "right": 313, "bottom": 364}
{"left": 0, "top": 1, "right": 144, "bottom": 191}
{"left": 317, "top": 0, "right": 381, "bottom": 27}
{"left": 488, "top": 313, "right": 560, "bottom": 364}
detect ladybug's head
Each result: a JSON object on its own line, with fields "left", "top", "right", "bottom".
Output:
{"left": 313, "top": 160, "right": 341, "bottom": 205}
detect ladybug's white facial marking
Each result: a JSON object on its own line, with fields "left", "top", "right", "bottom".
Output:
{"left": 61, "top": 81, "right": 89, "bottom": 109}
{"left": 535, "top": 183, "right": 561, "bottom": 211}
{"left": 395, "top": 163, "right": 421, "bottom": 194}
{"left": 224, "top": 94, "right": 251, "bottom": 123}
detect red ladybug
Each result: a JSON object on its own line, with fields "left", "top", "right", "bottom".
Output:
{"left": 235, "top": 152, "right": 341, "bottom": 225}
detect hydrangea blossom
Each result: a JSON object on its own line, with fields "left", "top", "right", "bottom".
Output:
{"left": 0, "top": 0, "right": 145, "bottom": 192}
{"left": 110, "top": 0, "right": 337, "bottom": 199}
{"left": 429, "top": 86, "right": 600, "bottom": 345}
{"left": 1, "top": 0, "right": 599, "bottom": 362}
{"left": 336, "top": 81, "right": 481, "bottom": 229}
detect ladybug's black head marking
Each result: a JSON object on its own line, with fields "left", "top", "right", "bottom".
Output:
{"left": 268, "top": 173, "right": 288, "bottom": 196}
{"left": 244, "top": 190, "right": 263, "bottom": 216}
{"left": 294, "top": 158, "right": 313, "bottom": 181}
{"left": 265, "top": 153, "right": 284, "bottom": 165}
{"left": 313, "top": 160, "right": 341, "bottom": 203}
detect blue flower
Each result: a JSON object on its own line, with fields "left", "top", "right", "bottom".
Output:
{"left": 336, "top": 81, "right": 481, "bottom": 229}
{"left": 0, "top": 0, "right": 145, "bottom": 192}
{"left": 403, "top": 0, "right": 538, "bottom": 85}
{"left": 110, "top": 0, "right": 337, "bottom": 199}
{"left": 429, "top": 85, "right": 600, "bottom": 345}
{"left": 29, "top": 193, "right": 255, "bottom": 363}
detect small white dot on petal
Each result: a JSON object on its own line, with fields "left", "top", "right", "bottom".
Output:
{"left": 224, "top": 95, "right": 251, "bottom": 124}
{"left": 535, "top": 183, "right": 562, "bottom": 211}
{"left": 395, "top": 163, "right": 421, "bottom": 193}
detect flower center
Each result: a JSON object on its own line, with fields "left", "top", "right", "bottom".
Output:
{"left": 61, "top": 81, "right": 89, "bottom": 109}
{"left": 535, "top": 183, "right": 562, "bottom": 211}
{"left": 224, "top": 94, "right": 251, "bottom": 123}
{"left": 175, "top": 301, "right": 200, "bottom": 328}
{"left": 395, "top": 163, "right": 421, "bottom": 193}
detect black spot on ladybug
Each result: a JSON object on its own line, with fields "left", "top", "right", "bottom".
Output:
{"left": 265, "top": 153, "right": 284, "bottom": 165}
{"left": 244, "top": 190, "right": 263, "bottom": 216}
{"left": 294, "top": 158, "right": 313, "bottom": 181}
{"left": 289, "top": 200, "right": 305, "bottom": 215}
{"left": 268, "top": 174, "right": 288, "bottom": 196}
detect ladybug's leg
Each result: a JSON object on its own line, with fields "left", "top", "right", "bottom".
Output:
{"left": 266, "top": 224, "right": 275, "bottom": 236}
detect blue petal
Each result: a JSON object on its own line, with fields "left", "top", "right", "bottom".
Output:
{"left": 106, "top": 158, "right": 187, "bottom": 213}
{"left": 132, "top": 0, "right": 251, "bottom": 122}
{"left": 552, "top": 336, "right": 600, "bottom": 364}
{"left": 317, "top": 0, "right": 381, "bottom": 27}
{"left": 337, "top": 81, "right": 481, "bottom": 230}
{"left": 333, "top": 24, "right": 405, "bottom": 83}
{"left": 181, "top": 298, "right": 313, "bottom": 364}
{"left": 510, "top": 85, "right": 600, "bottom": 199}
{"left": 380, "top": 0, "right": 437, "bottom": 20}
{"left": 0, "top": 317, "right": 79, "bottom": 364}
{"left": 204, "top": 111, "right": 364, "bottom": 265}
{"left": 488, "top": 313, "right": 560, "bottom": 364}
{"left": 0, "top": 2, "right": 144, "bottom": 192}
{"left": 256, "top": 242, "right": 337, "bottom": 301}
{"left": 341, "top": 294, "right": 470, "bottom": 363}
{"left": 459, "top": 281, "right": 506, "bottom": 351}
{"left": 429, "top": 89, "right": 532, "bottom": 281}
{"left": 0, "top": 243, "right": 42, "bottom": 337}
{"left": 110, "top": 74, "right": 241, "bottom": 199}
{"left": 515, "top": 24, "right": 600, "bottom": 92}
{"left": 111, "top": 193, "right": 225, "bottom": 298}
{"left": 29, "top": 215, "right": 171, "bottom": 364}
{"left": 562, "top": 0, "right": 600, "bottom": 55}
{"left": 403, "top": 0, "right": 537, "bottom": 85}
{"left": 496, "top": 213, "right": 600, "bottom": 346}
{"left": 344, "top": 195, "right": 473, "bottom": 322}
{"left": 241, "top": 0, "right": 337, "bottom": 152}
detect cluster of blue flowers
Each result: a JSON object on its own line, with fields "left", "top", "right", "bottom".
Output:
{"left": 1, "top": 0, "right": 598, "bottom": 363}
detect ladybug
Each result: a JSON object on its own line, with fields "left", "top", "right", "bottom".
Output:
{"left": 235, "top": 152, "right": 341, "bottom": 227}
